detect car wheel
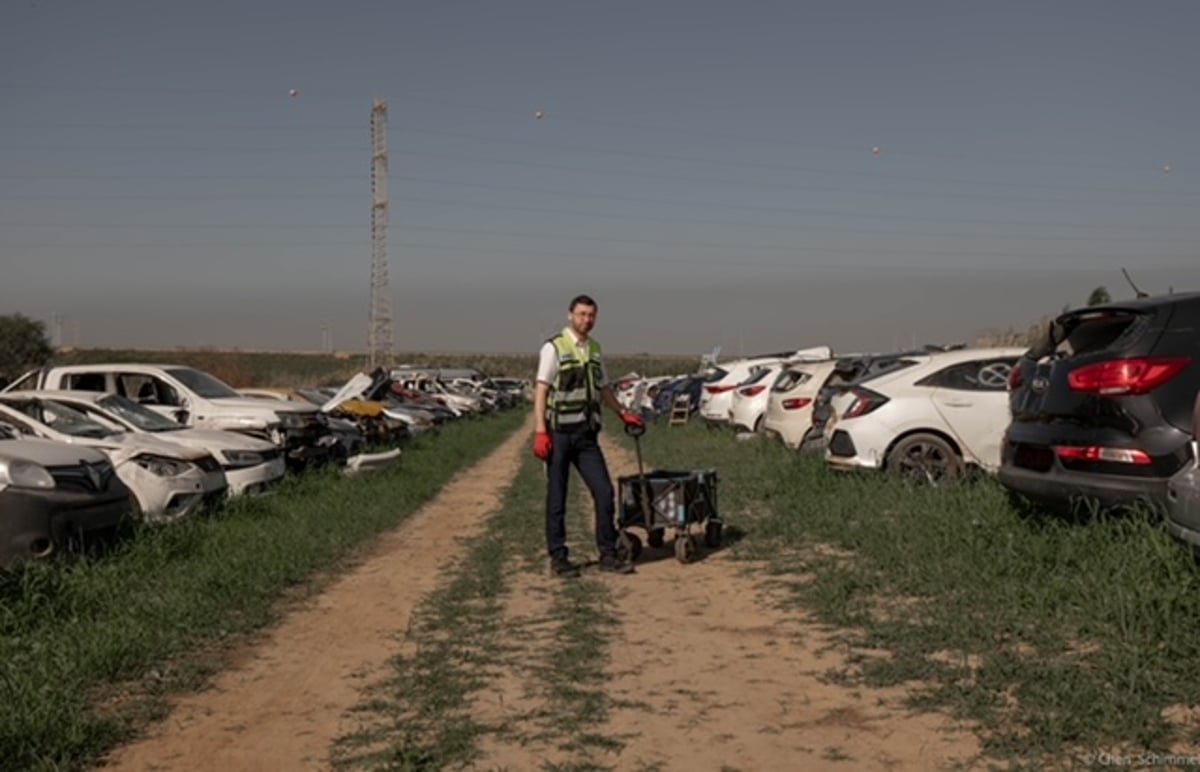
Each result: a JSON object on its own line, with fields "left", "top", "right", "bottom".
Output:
{"left": 886, "top": 433, "right": 963, "bottom": 484}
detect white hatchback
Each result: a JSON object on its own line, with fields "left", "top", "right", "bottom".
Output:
{"left": 823, "top": 347, "right": 1026, "bottom": 481}
{"left": 728, "top": 363, "right": 785, "bottom": 433}
{"left": 763, "top": 360, "right": 839, "bottom": 448}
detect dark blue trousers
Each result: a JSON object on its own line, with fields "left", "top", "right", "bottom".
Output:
{"left": 545, "top": 429, "right": 618, "bottom": 561}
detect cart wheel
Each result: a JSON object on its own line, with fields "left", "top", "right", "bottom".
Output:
{"left": 647, "top": 528, "right": 664, "bottom": 549}
{"left": 675, "top": 533, "right": 698, "bottom": 564}
{"left": 704, "top": 519, "right": 723, "bottom": 548}
{"left": 618, "top": 531, "right": 643, "bottom": 562}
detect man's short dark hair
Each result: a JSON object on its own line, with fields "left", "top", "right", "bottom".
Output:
{"left": 569, "top": 294, "right": 597, "bottom": 311}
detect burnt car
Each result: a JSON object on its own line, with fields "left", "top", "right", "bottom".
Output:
{"left": 0, "top": 425, "right": 134, "bottom": 569}
{"left": 1000, "top": 292, "right": 1200, "bottom": 515}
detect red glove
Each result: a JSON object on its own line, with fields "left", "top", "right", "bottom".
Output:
{"left": 621, "top": 411, "right": 644, "bottom": 429}
{"left": 533, "top": 431, "right": 553, "bottom": 460}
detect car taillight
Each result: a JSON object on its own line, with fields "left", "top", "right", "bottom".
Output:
{"left": 740, "top": 385, "right": 766, "bottom": 397}
{"left": 705, "top": 384, "right": 736, "bottom": 395}
{"left": 1055, "top": 446, "right": 1152, "bottom": 466}
{"left": 1067, "top": 357, "right": 1191, "bottom": 396}
{"left": 1008, "top": 365, "right": 1024, "bottom": 391}
{"left": 782, "top": 397, "right": 812, "bottom": 410}
{"left": 842, "top": 388, "right": 888, "bottom": 419}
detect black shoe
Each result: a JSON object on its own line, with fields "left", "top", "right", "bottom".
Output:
{"left": 551, "top": 558, "right": 581, "bottom": 578}
{"left": 598, "top": 553, "right": 635, "bottom": 574}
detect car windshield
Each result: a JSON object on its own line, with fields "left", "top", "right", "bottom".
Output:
{"left": 297, "top": 389, "right": 327, "bottom": 405}
{"left": 97, "top": 394, "right": 184, "bottom": 432}
{"left": 4, "top": 399, "right": 116, "bottom": 438}
{"left": 165, "top": 367, "right": 241, "bottom": 399}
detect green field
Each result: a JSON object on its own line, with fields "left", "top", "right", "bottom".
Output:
{"left": 0, "top": 410, "right": 525, "bottom": 771}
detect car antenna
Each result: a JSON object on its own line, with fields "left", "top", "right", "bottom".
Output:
{"left": 1121, "top": 267, "right": 1149, "bottom": 299}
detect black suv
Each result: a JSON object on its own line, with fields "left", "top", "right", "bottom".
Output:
{"left": 1000, "top": 292, "right": 1200, "bottom": 514}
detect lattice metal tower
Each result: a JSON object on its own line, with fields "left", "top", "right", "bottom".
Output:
{"left": 368, "top": 97, "right": 394, "bottom": 368}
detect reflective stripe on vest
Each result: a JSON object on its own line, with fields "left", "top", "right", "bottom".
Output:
{"left": 547, "top": 332, "right": 603, "bottom": 432}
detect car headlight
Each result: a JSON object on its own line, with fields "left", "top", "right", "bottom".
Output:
{"left": 220, "top": 450, "right": 264, "bottom": 468}
{"left": 0, "top": 459, "right": 56, "bottom": 490}
{"left": 275, "top": 411, "right": 306, "bottom": 429}
{"left": 134, "top": 455, "right": 189, "bottom": 477}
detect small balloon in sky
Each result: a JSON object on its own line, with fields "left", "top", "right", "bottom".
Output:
{"left": 1162, "top": 164, "right": 1172, "bottom": 174}
{"left": 872, "top": 146, "right": 881, "bottom": 155}
{"left": 289, "top": 88, "right": 299, "bottom": 99}
{"left": 534, "top": 109, "right": 545, "bottom": 120}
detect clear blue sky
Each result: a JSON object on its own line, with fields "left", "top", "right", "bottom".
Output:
{"left": 2, "top": 0, "right": 1198, "bottom": 356}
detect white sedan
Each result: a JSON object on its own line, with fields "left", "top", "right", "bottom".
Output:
{"left": 823, "top": 347, "right": 1026, "bottom": 481}
{"left": 23, "top": 390, "right": 286, "bottom": 497}
{"left": 0, "top": 395, "right": 228, "bottom": 524}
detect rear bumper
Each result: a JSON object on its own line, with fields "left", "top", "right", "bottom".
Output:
{"left": 998, "top": 462, "right": 1167, "bottom": 514}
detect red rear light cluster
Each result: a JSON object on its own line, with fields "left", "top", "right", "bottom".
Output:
{"left": 842, "top": 388, "right": 888, "bottom": 420}
{"left": 739, "top": 385, "right": 766, "bottom": 397}
{"left": 705, "top": 384, "right": 736, "bottom": 395}
{"left": 1068, "top": 357, "right": 1191, "bottom": 396}
{"left": 1008, "top": 365, "right": 1024, "bottom": 391}
{"left": 782, "top": 397, "right": 812, "bottom": 410}
{"left": 1055, "top": 445, "right": 1152, "bottom": 466}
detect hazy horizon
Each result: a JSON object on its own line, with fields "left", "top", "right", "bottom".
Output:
{"left": 4, "top": 1, "right": 1199, "bottom": 356}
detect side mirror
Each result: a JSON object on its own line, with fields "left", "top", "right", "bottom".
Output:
{"left": 174, "top": 409, "right": 190, "bottom": 425}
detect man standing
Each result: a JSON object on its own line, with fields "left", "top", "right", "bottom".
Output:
{"left": 534, "top": 294, "right": 643, "bottom": 577}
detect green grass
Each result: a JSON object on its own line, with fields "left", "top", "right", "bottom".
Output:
{"left": 626, "top": 421, "right": 1200, "bottom": 767}
{"left": 335, "top": 447, "right": 622, "bottom": 770}
{"left": 0, "top": 409, "right": 526, "bottom": 771}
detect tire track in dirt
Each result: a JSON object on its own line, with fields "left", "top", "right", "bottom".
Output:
{"left": 591, "top": 432, "right": 982, "bottom": 771}
{"left": 102, "top": 416, "right": 532, "bottom": 772}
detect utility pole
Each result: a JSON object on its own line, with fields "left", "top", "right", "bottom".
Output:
{"left": 367, "top": 97, "right": 394, "bottom": 369}
{"left": 49, "top": 312, "right": 62, "bottom": 348}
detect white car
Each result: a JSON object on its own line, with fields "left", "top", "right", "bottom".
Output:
{"left": 823, "top": 347, "right": 1026, "bottom": 481}
{"left": 763, "top": 360, "right": 840, "bottom": 448}
{"left": 699, "top": 346, "right": 832, "bottom": 424}
{"left": 0, "top": 395, "right": 228, "bottom": 524}
{"left": 22, "top": 390, "right": 285, "bottom": 498}
{"left": 728, "top": 363, "right": 785, "bottom": 433}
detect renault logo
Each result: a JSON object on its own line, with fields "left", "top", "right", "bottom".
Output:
{"left": 1031, "top": 377, "right": 1049, "bottom": 392}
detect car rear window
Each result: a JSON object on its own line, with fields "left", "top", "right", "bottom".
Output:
{"left": 773, "top": 370, "right": 812, "bottom": 392}
{"left": 1031, "top": 309, "right": 1149, "bottom": 359}
{"left": 741, "top": 368, "right": 773, "bottom": 386}
{"left": 703, "top": 367, "right": 729, "bottom": 384}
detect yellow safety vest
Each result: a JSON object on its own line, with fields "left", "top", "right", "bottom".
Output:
{"left": 546, "top": 330, "right": 603, "bottom": 432}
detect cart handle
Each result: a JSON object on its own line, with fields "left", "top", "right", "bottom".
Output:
{"left": 624, "top": 421, "right": 646, "bottom": 438}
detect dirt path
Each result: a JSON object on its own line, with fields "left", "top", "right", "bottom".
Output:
{"left": 102, "top": 417, "right": 533, "bottom": 772}
{"left": 592, "top": 434, "right": 981, "bottom": 770}
{"left": 469, "top": 433, "right": 982, "bottom": 771}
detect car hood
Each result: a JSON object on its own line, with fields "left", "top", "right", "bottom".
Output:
{"left": 209, "top": 397, "right": 319, "bottom": 414}
{"left": 322, "top": 373, "right": 375, "bottom": 412}
{"left": 0, "top": 436, "right": 109, "bottom": 466}
{"left": 152, "top": 428, "right": 275, "bottom": 453}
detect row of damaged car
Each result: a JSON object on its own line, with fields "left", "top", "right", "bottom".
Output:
{"left": 0, "top": 361, "right": 530, "bottom": 569}
{"left": 621, "top": 289, "right": 1200, "bottom": 558}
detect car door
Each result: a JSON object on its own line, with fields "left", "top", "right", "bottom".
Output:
{"left": 925, "top": 357, "right": 1017, "bottom": 470}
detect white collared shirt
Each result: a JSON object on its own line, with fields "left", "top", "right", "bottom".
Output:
{"left": 536, "top": 327, "right": 608, "bottom": 387}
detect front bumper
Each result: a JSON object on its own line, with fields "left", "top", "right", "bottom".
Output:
{"left": 225, "top": 454, "right": 287, "bottom": 497}
{"left": 0, "top": 485, "right": 133, "bottom": 569}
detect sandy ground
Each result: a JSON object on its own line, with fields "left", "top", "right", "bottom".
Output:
{"left": 101, "top": 420, "right": 982, "bottom": 771}
{"left": 101, "top": 417, "right": 532, "bottom": 771}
